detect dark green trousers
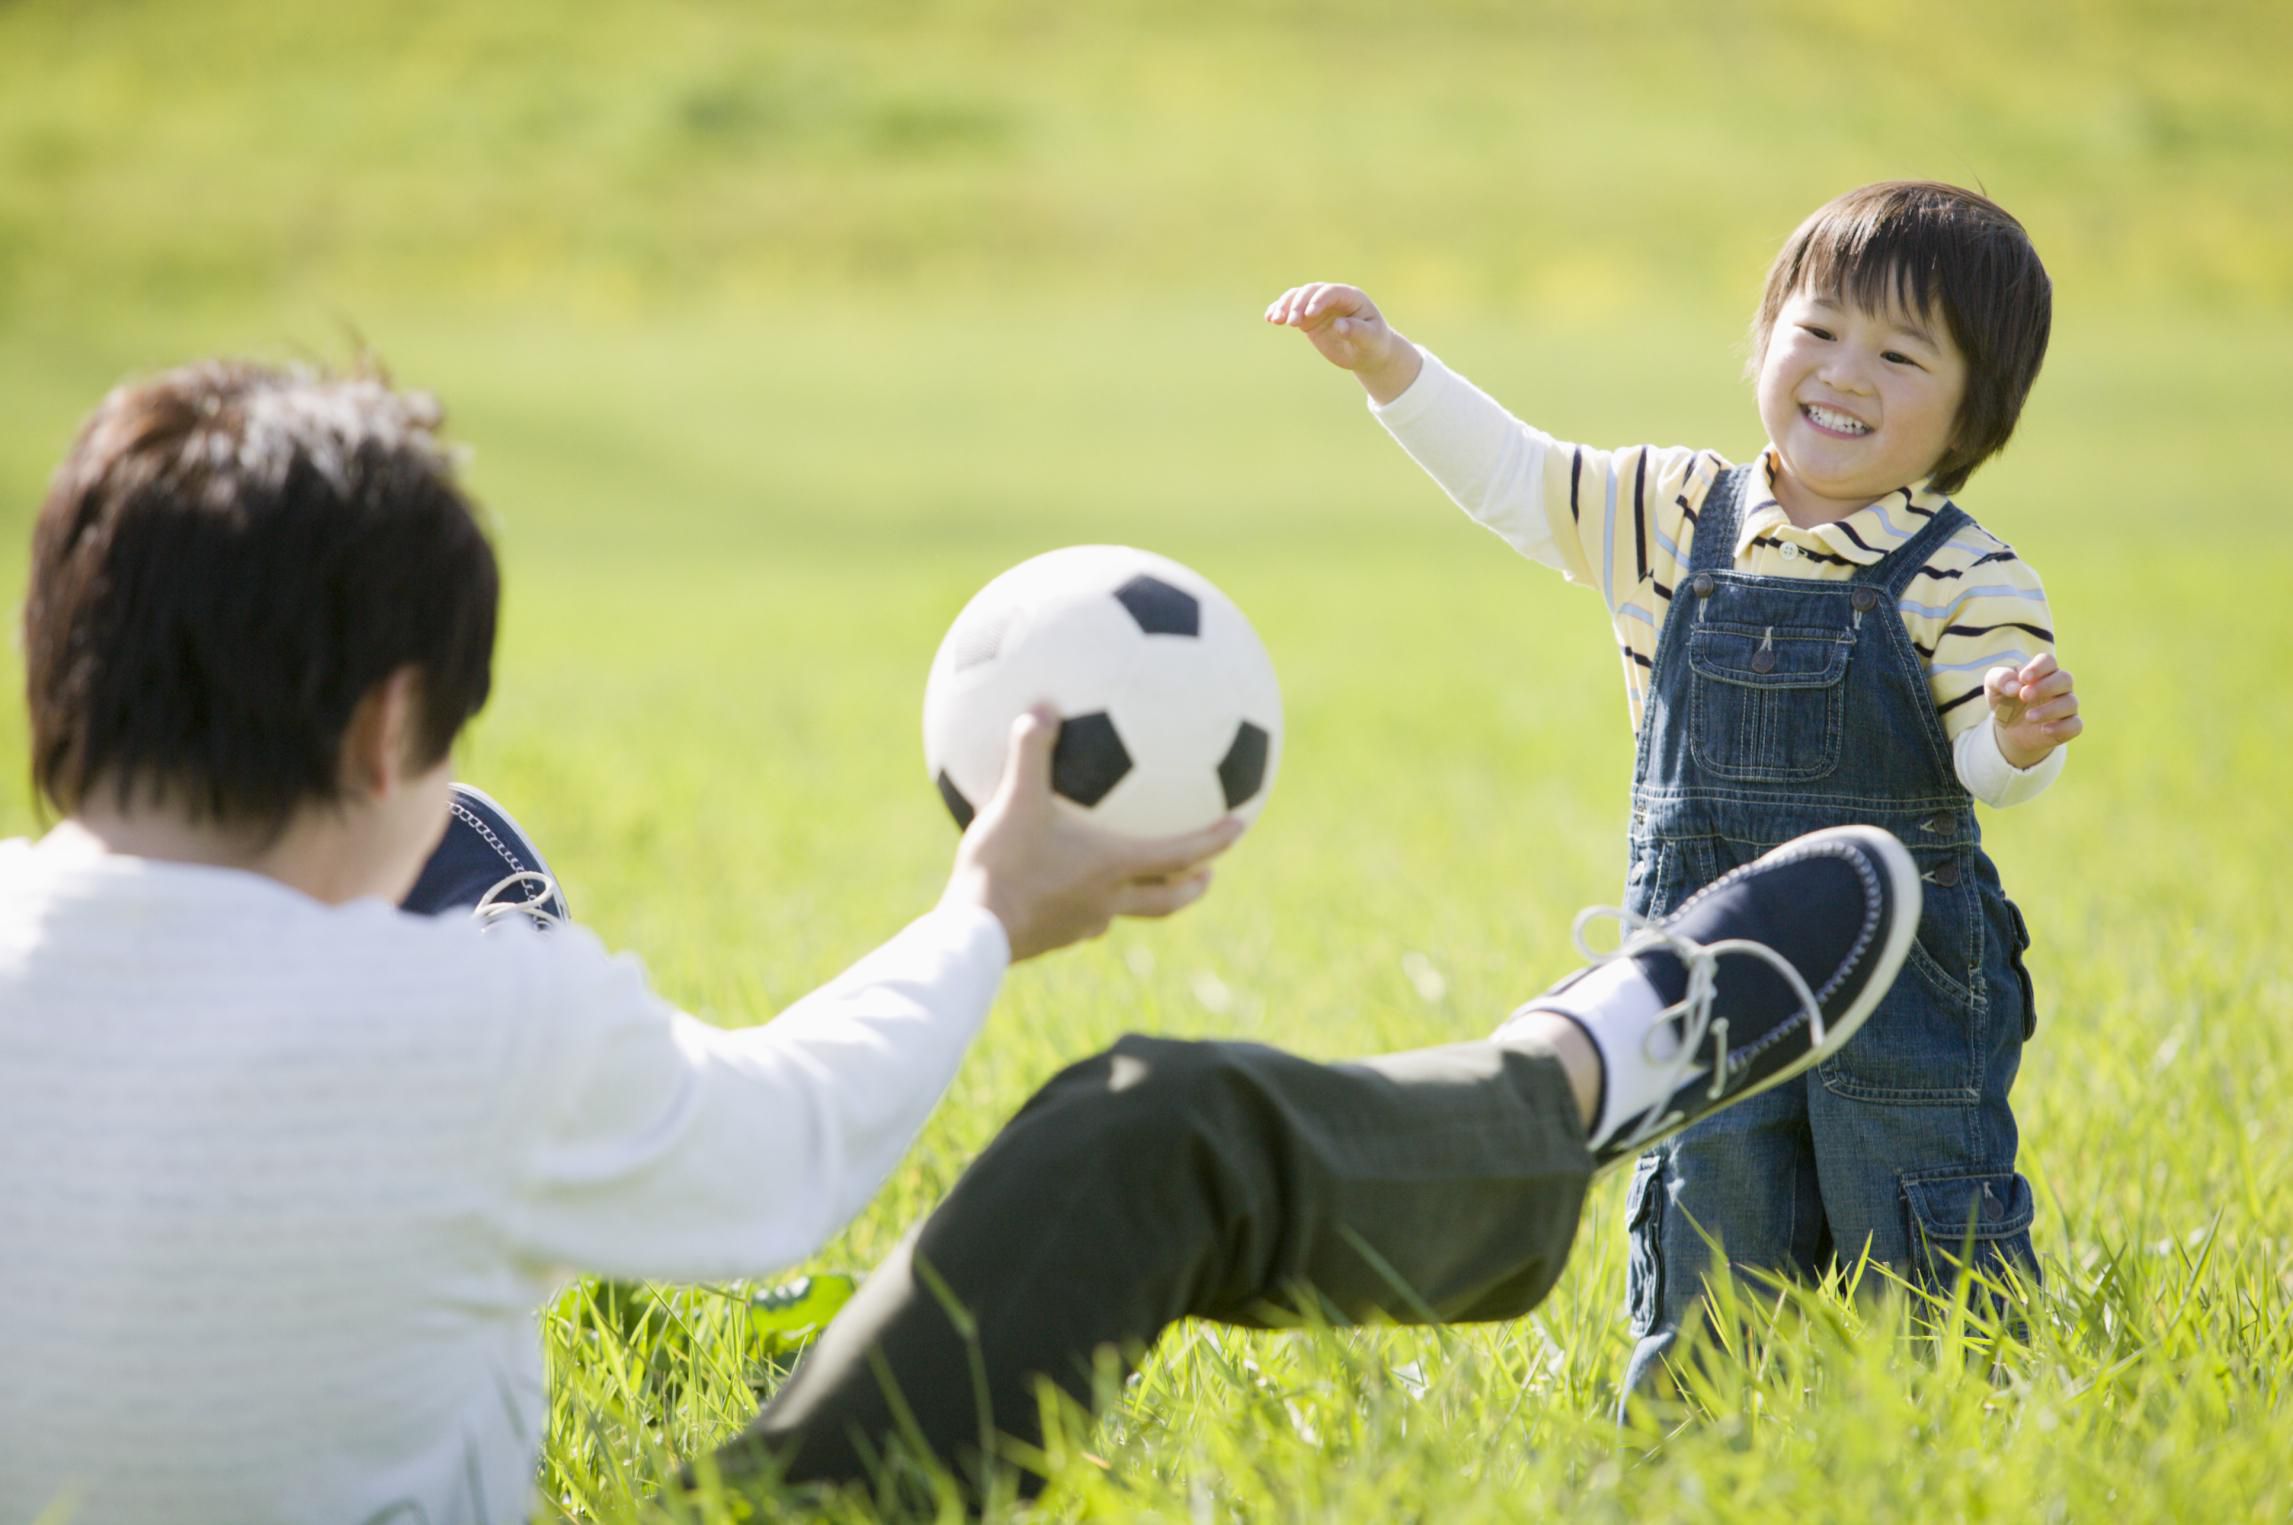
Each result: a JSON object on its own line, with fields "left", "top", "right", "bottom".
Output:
{"left": 712, "top": 1032, "right": 1593, "bottom": 1492}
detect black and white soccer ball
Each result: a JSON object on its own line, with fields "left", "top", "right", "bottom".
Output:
{"left": 923, "top": 546, "right": 1283, "bottom": 839}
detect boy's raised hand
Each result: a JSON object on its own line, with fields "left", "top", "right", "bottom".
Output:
{"left": 1264, "top": 283, "right": 1424, "bottom": 405}
{"left": 1984, "top": 652, "right": 2083, "bottom": 769}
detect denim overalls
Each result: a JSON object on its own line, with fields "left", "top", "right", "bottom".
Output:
{"left": 1620, "top": 465, "right": 2040, "bottom": 1397}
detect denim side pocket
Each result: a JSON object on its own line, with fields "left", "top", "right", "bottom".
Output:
{"left": 1901, "top": 1168, "right": 2037, "bottom": 1289}
{"left": 1625, "top": 1154, "right": 1665, "bottom": 1336}
{"left": 2005, "top": 898, "right": 2037, "bottom": 1042}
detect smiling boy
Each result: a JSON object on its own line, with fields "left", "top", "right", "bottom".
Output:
{"left": 1271, "top": 181, "right": 2082, "bottom": 1398}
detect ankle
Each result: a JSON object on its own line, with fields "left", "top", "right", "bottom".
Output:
{"left": 1498, "top": 1011, "right": 1604, "bottom": 1134}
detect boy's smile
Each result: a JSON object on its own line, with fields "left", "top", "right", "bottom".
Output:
{"left": 1755, "top": 288, "right": 1969, "bottom": 525}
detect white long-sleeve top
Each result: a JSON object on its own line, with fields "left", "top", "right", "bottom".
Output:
{"left": 0, "top": 834, "right": 1008, "bottom": 1525}
{"left": 1372, "top": 350, "right": 2065, "bottom": 808}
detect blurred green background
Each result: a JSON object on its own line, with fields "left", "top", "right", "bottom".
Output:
{"left": 3, "top": 2, "right": 2290, "bottom": 1520}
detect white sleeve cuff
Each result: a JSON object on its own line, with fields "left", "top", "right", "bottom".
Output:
{"left": 1954, "top": 716, "right": 2067, "bottom": 808}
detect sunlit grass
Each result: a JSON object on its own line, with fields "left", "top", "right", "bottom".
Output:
{"left": 2, "top": 0, "right": 2290, "bottom": 1518}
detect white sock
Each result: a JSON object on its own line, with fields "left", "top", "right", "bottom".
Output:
{"left": 1496, "top": 957, "right": 1699, "bottom": 1149}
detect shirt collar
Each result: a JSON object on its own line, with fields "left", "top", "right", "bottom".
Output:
{"left": 1733, "top": 448, "right": 1950, "bottom": 565}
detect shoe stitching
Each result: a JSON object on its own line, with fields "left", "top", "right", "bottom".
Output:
{"left": 451, "top": 799, "right": 528, "bottom": 878}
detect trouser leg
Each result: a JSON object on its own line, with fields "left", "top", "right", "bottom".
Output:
{"left": 1619, "top": 1078, "right": 1825, "bottom": 1409}
{"left": 711, "top": 1032, "right": 1594, "bottom": 1491}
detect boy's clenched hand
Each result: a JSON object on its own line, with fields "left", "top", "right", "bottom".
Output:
{"left": 1264, "top": 283, "right": 1424, "bottom": 405}
{"left": 1984, "top": 652, "right": 2083, "bottom": 769}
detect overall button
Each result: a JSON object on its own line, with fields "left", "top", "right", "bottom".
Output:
{"left": 1692, "top": 573, "right": 1715, "bottom": 598}
{"left": 1929, "top": 860, "right": 1963, "bottom": 888}
{"left": 1851, "top": 587, "right": 1880, "bottom": 612}
{"left": 1921, "top": 811, "right": 1954, "bottom": 835}
{"left": 1750, "top": 648, "right": 1777, "bottom": 673}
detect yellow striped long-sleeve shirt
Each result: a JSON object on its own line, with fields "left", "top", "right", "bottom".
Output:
{"left": 1373, "top": 350, "right": 2064, "bottom": 803}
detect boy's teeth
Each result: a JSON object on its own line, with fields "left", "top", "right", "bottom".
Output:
{"left": 1805, "top": 404, "right": 1870, "bottom": 435}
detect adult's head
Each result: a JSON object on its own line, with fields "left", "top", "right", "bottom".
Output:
{"left": 22, "top": 359, "right": 498, "bottom": 899}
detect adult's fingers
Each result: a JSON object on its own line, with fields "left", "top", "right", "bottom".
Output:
{"left": 990, "top": 705, "right": 1061, "bottom": 812}
{"left": 1122, "top": 816, "right": 1246, "bottom": 880}
{"left": 1113, "top": 870, "right": 1214, "bottom": 920}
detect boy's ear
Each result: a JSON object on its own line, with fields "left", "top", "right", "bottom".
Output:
{"left": 339, "top": 666, "right": 424, "bottom": 800}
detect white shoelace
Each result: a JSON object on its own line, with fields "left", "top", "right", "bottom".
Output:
{"left": 1571, "top": 904, "right": 1826, "bottom": 1154}
{"left": 471, "top": 870, "right": 566, "bottom": 932}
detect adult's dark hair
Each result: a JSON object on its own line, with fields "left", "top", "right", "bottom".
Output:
{"left": 22, "top": 359, "right": 498, "bottom": 828}
{"left": 1750, "top": 181, "right": 2052, "bottom": 495}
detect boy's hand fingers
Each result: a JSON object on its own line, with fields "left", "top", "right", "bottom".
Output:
{"left": 1984, "top": 666, "right": 2026, "bottom": 724}
{"left": 2024, "top": 692, "right": 2080, "bottom": 725}
{"left": 2018, "top": 651, "right": 2059, "bottom": 685}
{"left": 2045, "top": 715, "right": 2085, "bottom": 745}
{"left": 2020, "top": 669, "right": 2075, "bottom": 704}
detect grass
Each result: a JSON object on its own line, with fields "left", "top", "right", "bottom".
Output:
{"left": 2, "top": 0, "right": 2291, "bottom": 1519}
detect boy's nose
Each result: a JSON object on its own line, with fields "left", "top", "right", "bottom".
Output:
{"left": 1816, "top": 356, "right": 1872, "bottom": 393}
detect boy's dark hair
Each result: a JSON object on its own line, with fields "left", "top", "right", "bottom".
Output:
{"left": 23, "top": 359, "right": 498, "bottom": 828}
{"left": 1751, "top": 181, "right": 2052, "bottom": 495}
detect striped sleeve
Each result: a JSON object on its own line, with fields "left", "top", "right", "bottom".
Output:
{"left": 1898, "top": 522, "right": 2056, "bottom": 741}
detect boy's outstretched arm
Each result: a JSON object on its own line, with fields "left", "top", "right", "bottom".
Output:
{"left": 1262, "top": 280, "right": 1701, "bottom": 605}
{"left": 1265, "top": 283, "right": 1424, "bottom": 404}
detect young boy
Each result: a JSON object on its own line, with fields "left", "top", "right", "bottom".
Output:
{"left": 1269, "top": 181, "right": 2084, "bottom": 1397}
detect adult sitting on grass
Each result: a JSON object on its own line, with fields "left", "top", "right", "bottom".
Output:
{"left": 0, "top": 360, "right": 1921, "bottom": 1523}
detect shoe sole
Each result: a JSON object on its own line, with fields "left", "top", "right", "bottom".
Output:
{"left": 1595, "top": 825, "right": 1923, "bottom": 1172}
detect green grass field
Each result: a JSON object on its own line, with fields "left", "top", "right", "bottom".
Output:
{"left": 4, "top": 1, "right": 2291, "bottom": 1520}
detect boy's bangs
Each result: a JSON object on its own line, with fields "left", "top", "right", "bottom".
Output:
{"left": 1799, "top": 219, "right": 1947, "bottom": 334}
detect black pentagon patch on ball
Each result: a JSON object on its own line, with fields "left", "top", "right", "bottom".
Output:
{"left": 1217, "top": 720, "right": 1270, "bottom": 810}
{"left": 1051, "top": 711, "right": 1132, "bottom": 807}
{"left": 1112, "top": 574, "right": 1200, "bottom": 637}
{"left": 936, "top": 770, "right": 976, "bottom": 830}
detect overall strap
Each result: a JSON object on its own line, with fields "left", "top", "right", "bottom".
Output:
{"left": 1688, "top": 464, "right": 1752, "bottom": 575}
{"left": 1860, "top": 496, "right": 1973, "bottom": 595}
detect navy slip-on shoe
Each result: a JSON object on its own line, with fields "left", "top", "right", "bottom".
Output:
{"left": 400, "top": 783, "right": 570, "bottom": 930}
{"left": 1500, "top": 825, "right": 1920, "bottom": 1171}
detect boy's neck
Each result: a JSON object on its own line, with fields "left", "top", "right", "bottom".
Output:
{"left": 1763, "top": 451, "right": 1909, "bottom": 530}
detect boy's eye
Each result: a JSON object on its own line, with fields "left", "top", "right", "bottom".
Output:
{"left": 1882, "top": 350, "right": 1923, "bottom": 368}
{"left": 1800, "top": 325, "right": 1835, "bottom": 341}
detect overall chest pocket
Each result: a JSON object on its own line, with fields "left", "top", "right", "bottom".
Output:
{"left": 1686, "top": 620, "right": 1855, "bottom": 783}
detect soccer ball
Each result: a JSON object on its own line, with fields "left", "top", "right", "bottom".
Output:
{"left": 923, "top": 546, "right": 1283, "bottom": 839}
